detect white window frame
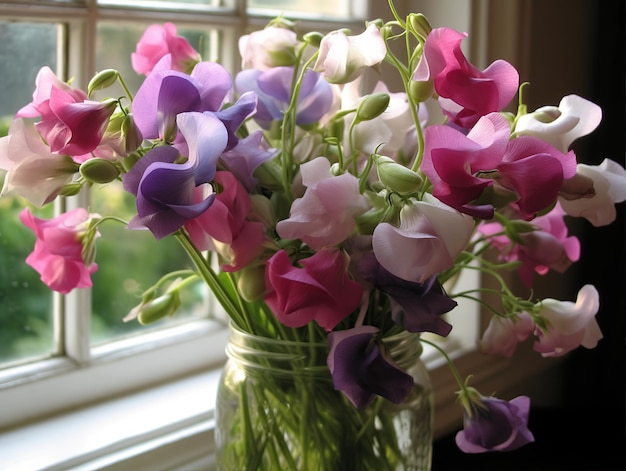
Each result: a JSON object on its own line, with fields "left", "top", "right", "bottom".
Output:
{"left": 0, "top": 1, "right": 557, "bottom": 469}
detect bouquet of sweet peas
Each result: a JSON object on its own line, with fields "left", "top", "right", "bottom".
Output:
{"left": 1, "top": 0, "right": 625, "bottom": 455}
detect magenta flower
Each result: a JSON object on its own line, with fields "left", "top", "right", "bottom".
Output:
{"left": 455, "top": 389, "right": 534, "bottom": 453}
{"left": 131, "top": 23, "right": 201, "bottom": 76}
{"left": 235, "top": 67, "right": 334, "bottom": 129}
{"left": 533, "top": 284, "right": 602, "bottom": 357}
{"left": 185, "top": 171, "right": 267, "bottom": 272}
{"left": 20, "top": 207, "right": 99, "bottom": 294}
{"left": 264, "top": 248, "right": 362, "bottom": 331}
{"left": 276, "top": 157, "right": 369, "bottom": 250}
{"left": 131, "top": 56, "right": 233, "bottom": 141}
{"left": 414, "top": 27, "right": 519, "bottom": 129}
{"left": 357, "top": 253, "right": 455, "bottom": 336}
{"left": 327, "top": 325, "right": 414, "bottom": 408}
{"left": 122, "top": 112, "right": 228, "bottom": 239}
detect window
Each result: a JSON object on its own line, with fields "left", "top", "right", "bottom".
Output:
{"left": 0, "top": 1, "right": 534, "bottom": 469}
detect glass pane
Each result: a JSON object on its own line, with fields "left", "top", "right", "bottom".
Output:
{"left": 0, "top": 21, "right": 59, "bottom": 368}
{"left": 90, "top": 22, "right": 217, "bottom": 345}
{"left": 98, "top": 0, "right": 219, "bottom": 8}
{"left": 248, "top": 0, "right": 351, "bottom": 17}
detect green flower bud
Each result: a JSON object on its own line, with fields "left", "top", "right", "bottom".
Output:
{"left": 88, "top": 69, "right": 119, "bottom": 96}
{"left": 255, "top": 160, "right": 284, "bottom": 192}
{"left": 59, "top": 182, "right": 83, "bottom": 197}
{"left": 138, "top": 292, "right": 181, "bottom": 325}
{"left": 237, "top": 264, "right": 267, "bottom": 302}
{"left": 303, "top": 31, "right": 324, "bottom": 48}
{"left": 249, "top": 194, "right": 275, "bottom": 228}
{"left": 409, "top": 79, "right": 434, "bottom": 102}
{"left": 375, "top": 155, "right": 423, "bottom": 195}
{"left": 270, "top": 191, "right": 292, "bottom": 222}
{"left": 355, "top": 93, "right": 390, "bottom": 122}
{"left": 409, "top": 13, "right": 432, "bottom": 38}
{"left": 79, "top": 158, "right": 120, "bottom": 184}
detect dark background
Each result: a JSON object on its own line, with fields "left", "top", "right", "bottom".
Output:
{"left": 432, "top": 1, "right": 625, "bottom": 469}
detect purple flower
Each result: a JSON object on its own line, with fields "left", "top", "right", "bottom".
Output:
{"left": 455, "top": 389, "right": 534, "bottom": 453}
{"left": 220, "top": 131, "right": 276, "bottom": 191}
{"left": 122, "top": 112, "right": 228, "bottom": 239}
{"left": 357, "top": 253, "right": 455, "bottom": 336}
{"left": 327, "top": 326, "right": 414, "bottom": 408}
{"left": 131, "top": 56, "right": 232, "bottom": 141}
{"left": 235, "top": 66, "right": 333, "bottom": 129}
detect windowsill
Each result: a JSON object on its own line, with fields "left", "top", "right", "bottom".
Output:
{"left": 0, "top": 338, "right": 562, "bottom": 471}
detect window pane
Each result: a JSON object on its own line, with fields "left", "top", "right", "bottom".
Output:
{"left": 0, "top": 21, "right": 59, "bottom": 368}
{"left": 248, "top": 0, "right": 351, "bottom": 17}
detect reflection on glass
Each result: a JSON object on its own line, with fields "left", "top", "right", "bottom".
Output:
{"left": 0, "top": 21, "right": 59, "bottom": 369}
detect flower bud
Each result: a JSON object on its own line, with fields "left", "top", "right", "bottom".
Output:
{"left": 237, "top": 264, "right": 267, "bottom": 302}
{"left": 355, "top": 93, "right": 390, "bottom": 122}
{"left": 254, "top": 160, "right": 284, "bottom": 192}
{"left": 88, "top": 69, "right": 119, "bottom": 96}
{"left": 249, "top": 194, "right": 275, "bottom": 227}
{"left": 409, "top": 13, "right": 432, "bottom": 38}
{"left": 138, "top": 292, "right": 181, "bottom": 325}
{"left": 375, "top": 154, "right": 423, "bottom": 195}
{"left": 79, "top": 158, "right": 120, "bottom": 184}
{"left": 121, "top": 115, "right": 143, "bottom": 153}
{"left": 409, "top": 79, "right": 434, "bottom": 102}
{"left": 303, "top": 31, "right": 324, "bottom": 48}
{"left": 59, "top": 182, "right": 84, "bottom": 197}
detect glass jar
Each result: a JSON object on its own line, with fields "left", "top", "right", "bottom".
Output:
{"left": 215, "top": 323, "right": 433, "bottom": 471}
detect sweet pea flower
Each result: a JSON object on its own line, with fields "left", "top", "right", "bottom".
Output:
{"left": 264, "top": 248, "right": 362, "bottom": 331}
{"left": 314, "top": 24, "right": 387, "bottom": 84}
{"left": 122, "top": 112, "right": 228, "bottom": 239}
{"left": 20, "top": 207, "right": 99, "bottom": 294}
{"left": 559, "top": 158, "right": 626, "bottom": 226}
{"left": 533, "top": 284, "right": 602, "bottom": 357}
{"left": 185, "top": 171, "right": 267, "bottom": 272}
{"left": 239, "top": 26, "right": 299, "bottom": 70}
{"left": 131, "top": 55, "right": 233, "bottom": 141}
{"left": 276, "top": 157, "right": 369, "bottom": 250}
{"left": 0, "top": 118, "right": 78, "bottom": 207}
{"left": 414, "top": 27, "right": 519, "bottom": 129}
{"left": 514, "top": 94, "right": 602, "bottom": 152}
{"left": 219, "top": 131, "right": 277, "bottom": 191}
{"left": 357, "top": 253, "right": 455, "bottom": 336}
{"left": 478, "top": 312, "right": 535, "bottom": 357}
{"left": 235, "top": 67, "right": 334, "bottom": 129}
{"left": 327, "top": 325, "right": 414, "bottom": 408}
{"left": 372, "top": 194, "right": 474, "bottom": 284}
{"left": 456, "top": 388, "right": 534, "bottom": 453}
{"left": 131, "top": 22, "right": 201, "bottom": 76}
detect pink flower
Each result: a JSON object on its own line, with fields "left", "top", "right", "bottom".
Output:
{"left": 0, "top": 118, "right": 78, "bottom": 206}
{"left": 372, "top": 194, "right": 474, "bottom": 284}
{"left": 131, "top": 22, "right": 201, "bottom": 76}
{"left": 276, "top": 157, "right": 370, "bottom": 250}
{"left": 514, "top": 95, "right": 602, "bottom": 152}
{"left": 478, "top": 312, "right": 535, "bottom": 357}
{"left": 20, "top": 207, "right": 98, "bottom": 294}
{"left": 185, "top": 171, "right": 267, "bottom": 272}
{"left": 533, "top": 284, "right": 602, "bottom": 357}
{"left": 239, "top": 26, "right": 299, "bottom": 70}
{"left": 264, "top": 248, "right": 362, "bottom": 331}
{"left": 559, "top": 158, "right": 626, "bottom": 227}
{"left": 414, "top": 27, "right": 519, "bottom": 128}
{"left": 314, "top": 24, "right": 387, "bottom": 84}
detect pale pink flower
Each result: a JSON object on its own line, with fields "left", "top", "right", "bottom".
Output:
{"left": 372, "top": 194, "right": 474, "bottom": 283}
{"left": 478, "top": 312, "right": 535, "bottom": 357}
{"left": 559, "top": 158, "right": 626, "bottom": 226}
{"left": 514, "top": 95, "right": 602, "bottom": 152}
{"left": 20, "top": 207, "right": 99, "bottom": 294}
{"left": 131, "top": 22, "right": 201, "bottom": 76}
{"left": 0, "top": 118, "right": 78, "bottom": 206}
{"left": 276, "top": 157, "right": 370, "bottom": 250}
{"left": 239, "top": 26, "right": 299, "bottom": 70}
{"left": 533, "top": 284, "right": 602, "bottom": 357}
{"left": 314, "top": 24, "right": 387, "bottom": 84}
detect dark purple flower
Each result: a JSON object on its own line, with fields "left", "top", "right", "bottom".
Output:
{"left": 455, "top": 389, "right": 535, "bottom": 453}
{"left": 132, "top": 56, "right": 232, "bottom": 141}
{"left": 357, "top": 253, "right": 455, "bottom": 336}
{"left": 235, "top": 66, "right": 333, "bottom": 129}
{"left": 327, "top": 325, "right": 414, "bottom": 408}
{"left": 220, "top": 131, "right": 276, "bottom": 191}
{"left": 122, "top": 112, "right": 228, "bottom": 239}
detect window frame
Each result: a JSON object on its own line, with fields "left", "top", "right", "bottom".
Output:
{"left": 0, "top": 1, "right": 557, "bottom": 469}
